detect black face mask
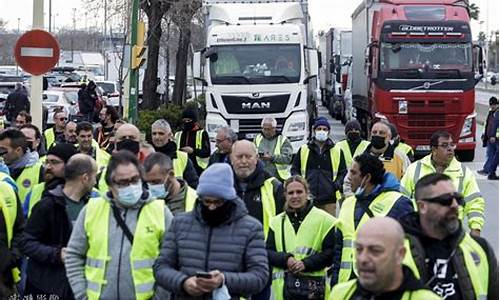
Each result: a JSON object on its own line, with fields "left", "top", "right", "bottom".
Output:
{"left": 154, "top": 141, "right": 177, "bottom": 158}
{"left": 201, "top": 201, "right": 234, "bottom": 227}
{"left": 116, "top": 139, "right": 140, "bottom": 155}
{"left": 371, "top": 136, "right": 387, "bottom": 150}
{"left": 347, "top": 132, "right": 361, "bottom": 143}
{"left": 183, "top": 121, "right": 195, "bottom": 131}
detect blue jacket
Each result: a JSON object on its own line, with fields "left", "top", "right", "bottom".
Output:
{"left": 331, "top": 172, "right": 414, "bottom": 285}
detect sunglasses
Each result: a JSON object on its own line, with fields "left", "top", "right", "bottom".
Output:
{"left": 421, "top": 192, "right": 464, "bottom": 206}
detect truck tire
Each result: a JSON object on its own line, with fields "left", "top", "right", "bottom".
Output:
{"left": 456, "top": 150, "right": 475, "bottom": 162}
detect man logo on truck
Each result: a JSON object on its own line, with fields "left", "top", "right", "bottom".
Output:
{"left": 242, "top": 102, "right": 271, "bottom": 110}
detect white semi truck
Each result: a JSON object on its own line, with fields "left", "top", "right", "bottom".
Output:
{"left": 193, "top": 0, "right": 319, "bottom": 150}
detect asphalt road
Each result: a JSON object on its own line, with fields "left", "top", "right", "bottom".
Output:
{"left": 317, "top": 102, "right": 499, "bottom": 256}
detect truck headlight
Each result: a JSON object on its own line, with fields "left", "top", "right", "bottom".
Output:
{"left": 460, "top": 113, "right": 476, "bottom": 137}
{"left": 288, "top": 122, "right": 306, "bottom": 132}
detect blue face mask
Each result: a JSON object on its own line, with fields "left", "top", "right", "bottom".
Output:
{"left": 117, "top": 181, "right": 143, "bottom": 207}
{"left": 148, "top": 182, "right": 169, "bottom": 199}
{"left": 354, "top": 176, "right": 368, "bottom": 197}
{"left": 315, "top": 130, "right": 329, "bottom": 142}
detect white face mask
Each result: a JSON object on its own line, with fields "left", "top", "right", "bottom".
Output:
{"left": 355, "top": 176, "right": 368, "bottom": 197}
{"left": 148, "top": 182, "right": 169, "bottom": 199}
{"left": 315, "top": 130, "right": 329, "bottom": 142}
{"left": 117, "top": 181, "right": 143, "bottom": 207}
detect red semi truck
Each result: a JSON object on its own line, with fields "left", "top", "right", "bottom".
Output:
{"left": 351, "top": 0, "right": 484, "bottom": 161}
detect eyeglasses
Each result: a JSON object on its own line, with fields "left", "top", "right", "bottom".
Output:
{"left": 44, "top": 159, "right": 64, "bottom": 166}
{"left": 201, "top": 198, "right": 225, "bottom": 207}
{"left": 435, "top": 143, "right": 457, "bottom": 150}
{"left": 113, "top": 175, "right": 141, "bottom": 188}
{"left": 421, "top": 192, "right": 464, "bottom": 206}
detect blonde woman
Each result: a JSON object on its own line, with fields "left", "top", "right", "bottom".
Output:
{"left": 267, "top": 175, "right": 338, "bottom": 300}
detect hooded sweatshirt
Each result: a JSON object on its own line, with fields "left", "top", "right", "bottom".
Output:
{"left": 65, "top": 188, "right": 173, "bottom": 300}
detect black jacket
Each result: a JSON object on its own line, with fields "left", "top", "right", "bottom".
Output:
{"left": 208, "top": 150, "right": 230, "bottom": 166}
{"left": 77, "top": 87, "right": 96, "bottom": 114}
{"left": 5, "top": 90, "right": 30, "bottom": 122}
{"left": 349, "top": 266, "right": 434, "bottom": 300}
{"left": 155, "top": 145, "right": 199, "bottom": 189}
{"left": 20, "top": 185, "right": 88, "bottom": 299}
{"left": 0, "top": 195, "right": 24, "bottom": 296}
{"left": 291, "top": 139, "right": 346, "bottom": 205}
{"left": 266, "top": 201, "right": 335, "bottom": 272}
{"left": 177, "top": 127, "right": 211, "bottom": 175}
{"left": 399, "top": 213, "right": 499, "bottom": 300}
{"left": 234, "top": 161, "right": 285, "bottom": 224}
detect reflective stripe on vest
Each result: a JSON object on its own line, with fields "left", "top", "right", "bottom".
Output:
{"left": 184, "top": 186, "right": 198, "bottom": 212}
{"left": 270, "top": 207, "right": 337, "bottom": 300}
{"left": 329, "top": 279, "right": 443, "bottom": 300}
{"left": 44, "top": 128, "right": 56, "bottom": 150}
{"left": 0, "top": 181, "right": 21, "bottom": 282}
{"left": 255, "top": 134, "right": 291, "bottom": 181}
{"left": 260, "top": 177, "right": 277, "bottom": 238}
{"left": 335, "top": 140, "right": 370, "bottom": 168}
{"left": 299, "top": 144, "right": 339, "bottom": 181}
{"left": 15, "top": 162, "right": 43, "bottom": 205}
{"left": 27, "top": 182, "right": 45, "bottom": 218}
{"left": 84, "top": 198, "right": 165, "bottom": 300}
{"left": 95, "top": 147, "right": 111, "bottom": 170}
{"left": 396, "top": 142, "right": 414, "bottom": 156}
{"left": 403, "top": 233, "right": 489, "bottom": 300}
{"left": 337, "top": 192, "right": 404, "bottom": 283}
{"left": 173, "top": 151, "right": 189, "bottom": 179}
{"left": 175, "top": 130, "right": 208, "bottom": 170}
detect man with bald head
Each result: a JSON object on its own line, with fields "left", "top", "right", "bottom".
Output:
{"left": 399, "top": 173, "right": 498, "bottom": 300}
{"left": 230, "top": 140, "right": 284, "bottom": 236}
{"left": 364, "top": 121, "right": 409, "bottom": 179}
{"left": 330, "top": 217, "right": 441, "bottom": 299}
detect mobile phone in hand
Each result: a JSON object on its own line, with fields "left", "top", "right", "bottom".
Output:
{"left": 196, "top": 271, "right": 213, "bottom": 279}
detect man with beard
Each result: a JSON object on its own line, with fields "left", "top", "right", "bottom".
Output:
{"left": 399, "top": 173, "right": 498, "bottom": 300}
{"left": 151, "top": 119, "right": 198, "bottom": 188}
{"left": 401, "top": 131, "right": 485, "bottom": 235}
{"left": 57, "top": 121, "right": 77, "bottom": 144}
{"left": 20, "top": 154, "right": 98, "bottom": 299}
{"left": 44, "top": 109, "right": 67, "bottom": 150}
{"left": 231, "top": 140, "right": 284, "bottom": 237}
{"left": 23, "top": 143, "right": 79, "bottom": 217}
{"left": 75, "top": 121, "right": 110, "bottom": 171}
{"left": 94, "top": 106, "right": 119, "bottom": 150}
{"left": 330, "top": 217, "right": 441, "bottom": 300}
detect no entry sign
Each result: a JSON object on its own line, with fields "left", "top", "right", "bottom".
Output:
{"left": 14, "top": 29, "right": 60, "bottom": 76}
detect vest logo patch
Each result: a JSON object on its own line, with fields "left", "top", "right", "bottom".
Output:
{"left": 370, "top": 203, "right": 385, "bottom": 214}
{"left": 470, "top": 251, "right": 481, "bottom": 266}
{"left": 22, "top": 179, "right": 31, "bottom": 188}
{"left": 145, "top": 226, "right": 154, "bottom": 234}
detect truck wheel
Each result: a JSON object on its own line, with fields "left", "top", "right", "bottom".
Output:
{"left": 456, "top": 150, "right": 475, "bottom": 162}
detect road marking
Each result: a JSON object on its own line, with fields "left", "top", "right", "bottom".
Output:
{"left": 20, "top": 47, "right": 53, "bottom": 57}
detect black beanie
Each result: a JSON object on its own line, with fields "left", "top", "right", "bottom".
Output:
{"left": 47, "top": 143, "right": 78, "bottom": 163}
{"left": 344, "top": 120, "right": 362, "bottom": 134}
{"left": 182, "top": 108, "right": 198, "bottom": 121}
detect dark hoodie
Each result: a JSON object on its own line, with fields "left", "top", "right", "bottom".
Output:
{"left": 266, "top": 201, "right": 336, "bottom": 272}
{"left": 350, "top": 266, "right": 432, "bottom": 300}
{"left": 331, "top": 173, "right": 415, "bottom": 286}
{"left": 399, "top": 212, "right": 499, "bottom": 300}
{"left": 234, "top": 160, "right": 285, "bottom": 224}
{"left": 20, "top": 184, "right": 88, "bottom": 299}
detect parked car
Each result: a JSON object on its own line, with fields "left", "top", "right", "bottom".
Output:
{"left": 96, "top": 80, "right": 121, "bottom": 107}
{"left": 43, "top": 90, "right": 79, "bottom": 124}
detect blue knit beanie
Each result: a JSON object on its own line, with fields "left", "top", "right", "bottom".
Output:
{"left": 313, "top": 117, "right": 330, "bottom": 130}
{"left": 197, "top": 163, "right": 237, "bottom": 201}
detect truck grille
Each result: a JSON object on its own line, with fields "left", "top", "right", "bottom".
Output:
{"left": 407, "top": 115, "right": 446, "bottom": 127}
{"left": 231, "top": 118, "right": 286, "bottom": 139}
{"left": 221, "top": 95, "right": 290, "bottom": 114}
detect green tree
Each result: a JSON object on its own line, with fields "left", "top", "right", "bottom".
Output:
{"left": 468, "top": 3, "right": 480, "bottom": 20}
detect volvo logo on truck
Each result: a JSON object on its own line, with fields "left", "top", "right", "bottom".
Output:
{"left": 242, "top": 102, "right": 271, "bottom": 109}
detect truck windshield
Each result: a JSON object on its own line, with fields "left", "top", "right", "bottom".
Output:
{"left": 380, "top": 42, "right": 472, "bottom": 77}
{"left": 209, "top": 44, "right": 301, "bottom": 84}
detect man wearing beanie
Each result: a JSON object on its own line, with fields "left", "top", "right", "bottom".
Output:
{"left": 23, "top": 143, "right": 79, "bottom": 217}
{"left": 291, "top": 117, "right": 346, "bottom": 215}
{"left": 478, "top": 96, "right": 499, "bottom": 180}
{"left": 388, "top": 122, "right": 414, "bottom": 163}
{"left": 154, "top": 163, "right": 269, "bottom": 299}
{"left": 20, "top": 154, "right": 98, "bottom": 299}
{"left": 333, "top": 119, "right": 370, "bottom": 168}
{"left": 174, "top": 107, "right": 211, "bottom": 176}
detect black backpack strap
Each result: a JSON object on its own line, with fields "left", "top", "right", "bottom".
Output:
{"left": 111, "top": 205, "right": 134, "bottom": 244}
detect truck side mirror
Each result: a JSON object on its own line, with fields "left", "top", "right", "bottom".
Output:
{"left": 473, "top": 44, "right": 485, "bottom": 84}
{"left": 317, "top": 51, "right": 323, "bottom": 69}
{"left": 193, "top": 51, "right": 207, "bottom": 86}
{"left": 329, "top": 60, "right": 335, "bottom": 73}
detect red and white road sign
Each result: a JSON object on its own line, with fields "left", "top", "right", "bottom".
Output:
{"left": 14, "top": 29, "right": 60, "bottom": 76}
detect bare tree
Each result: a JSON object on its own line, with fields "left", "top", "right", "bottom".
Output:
{"left": 0, "top": 19, "right": 7, "bottom": 33}
{"left": 171, "top": 0, "right": 202, "bottom": 105}
{"left": 140, "top": 0, "right": 177, "bottom": 110}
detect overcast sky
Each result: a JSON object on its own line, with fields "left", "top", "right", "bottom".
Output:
{"left": 1, "top": 0, "right": 498, "bottom": 38}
